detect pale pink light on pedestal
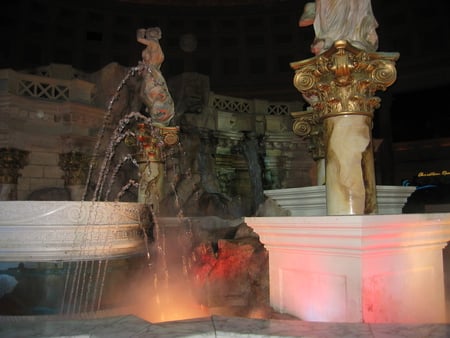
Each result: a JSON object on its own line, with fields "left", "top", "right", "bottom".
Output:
{"left": 246, "top": 213, "right": 450, "bottom": 323}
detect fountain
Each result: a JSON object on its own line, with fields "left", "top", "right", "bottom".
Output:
{"left": 0, "top": 25, "right": 266, "bottom": 323}
{"left": 0, "top": 26, "right": 184, "bottom": 317}
{"left": 0, "top": 200, "right": 151, "bottom": 315}
{"left": 1, "top": 2, "right": 450, "bottom": 336}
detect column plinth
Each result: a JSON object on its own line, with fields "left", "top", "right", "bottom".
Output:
{"left": 246, "top": 214, "right": 450, "bottom": 323}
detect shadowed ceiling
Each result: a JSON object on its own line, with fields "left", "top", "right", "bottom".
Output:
{"left": 118, "top": 0, "right": 283, "bottom": 6}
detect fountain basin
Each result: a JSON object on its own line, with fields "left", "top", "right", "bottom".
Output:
{"left": 263, "top": 185, "right": 416, "bottom": 216}
{"left": 0, "top": 201, "right": 151, "bottom": 315}
{"left": 0, "top": 201, "right": 150, "bottom": 262}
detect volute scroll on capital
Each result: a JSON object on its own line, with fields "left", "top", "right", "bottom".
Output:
{"left": 290, "top": 109, "right": 324, "bottom": 161}
{"left": 291, "top": 109, "right": 320, "bottom": 137}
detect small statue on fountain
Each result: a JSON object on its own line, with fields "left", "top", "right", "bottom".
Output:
{"left": 135, "top": 27, "right": 179, "bottom": 211}
{"left": 136, "top": 27, "right": 175, "bottom": 127}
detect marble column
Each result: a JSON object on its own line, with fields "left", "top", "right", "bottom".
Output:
{"left": 0, "top": 148, "right": 29, "bottom": 200}
{"left": 291, "top": 40, "right": 399, "bottom": 215}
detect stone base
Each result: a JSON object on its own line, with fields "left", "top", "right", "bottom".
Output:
{"left": 263, "top": 185, "right": 416, "bottom": 216}
{"left": 246, "top": 213, "right": 450, "bottom": 323}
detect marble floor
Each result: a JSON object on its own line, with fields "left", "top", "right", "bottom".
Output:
{"left": 1, "top": 314, "right": 450, "bottom": 338}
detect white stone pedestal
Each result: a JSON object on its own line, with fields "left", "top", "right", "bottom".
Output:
{"left": 246, "top": 213, "right": 450, "bottom": 323}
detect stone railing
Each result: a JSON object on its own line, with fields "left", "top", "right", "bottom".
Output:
{"left": 209, "top": 92, "right": 302, "bottom": 117}
{"left": 30, "top": 63, "right": 89, "bottom": 81}
{"left": 0, "top": 68, "right": 95, "bottom": 104}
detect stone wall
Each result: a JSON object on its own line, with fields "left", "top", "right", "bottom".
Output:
{"left": 18, "top": 152, "right": 65, "bottom": 200}
{"left": 0, "top": 65, "right": 105, "bottom": 200}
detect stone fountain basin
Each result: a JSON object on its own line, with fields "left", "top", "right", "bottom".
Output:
{"left": 0, "top": 201, "right": 149, "bottom": 262}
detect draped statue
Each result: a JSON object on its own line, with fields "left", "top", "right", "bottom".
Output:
{"left": 299, "top": 0, "right": 379, "bottom": 55}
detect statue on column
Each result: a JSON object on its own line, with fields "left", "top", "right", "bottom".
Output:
{"left": 136, "top": 27, "right": 175, "bottom": 127}
{"left": 135, "top": 27, "right": 178, "bottom": 212}
{"left": 293, "top": 1, "right": 399, "bottom": 215}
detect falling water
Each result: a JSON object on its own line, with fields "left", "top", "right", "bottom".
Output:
{"left": 59, "top": 64, "right": 164, "bottom": 316}
{"left": 57, "top": 59, "right": 202, "bottom": 321}
{"left": 82, "top": 64, "right": 144, "bottom": 202}
{"left": 92, "top": 111, "right": 153, "bottom": 202}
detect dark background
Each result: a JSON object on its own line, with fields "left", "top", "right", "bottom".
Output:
{"left": 1, "top": 0, "right": 450, "bottom": 144}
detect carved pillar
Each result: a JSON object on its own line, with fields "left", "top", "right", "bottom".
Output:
{"left": 215, "top": 130, "right": 242, "bottom": 196}
{"left": 263, "top": 135, "right": 294, "bottom": 189}
{"left": 264, "top": 113, "right": 311, "bottom": 189}
{"left": 233, "top": 155, "right": 254, "bottom": 214}
{"left": 0, "top": 148, "right": 29, "bottom": 200}
{"left": 215, "top": 154, "right": 236, "bottom": 197}
{"left": 59, "top": 152, "right": 90, "bottom": 200}
{"left": 291, "top": 40, "right": 398, "bottom": 215}
{"left": 136, "top": 123, "right": 179, "bottom": 213}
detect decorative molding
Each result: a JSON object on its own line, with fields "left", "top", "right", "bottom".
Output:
{"left": 0, "top": 201, "right": 149, "bottom": 261}
{"left": 264, "top": 185, "right": 416, "bottom": 216}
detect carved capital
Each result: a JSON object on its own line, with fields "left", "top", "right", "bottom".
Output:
{"left": 136, "top": 123, "right": 180, "bottom": 162}
{"left": 291, "top": 40, "right": 399, "bottom": 119}
{"left": 0, "top": 148, "right": 29, "bottom": 184}
{"left": 59, "top": 151, "right": 90, "bottom": 186}
{"left": 291, "top": 109, "right": 318, "bottom": 137}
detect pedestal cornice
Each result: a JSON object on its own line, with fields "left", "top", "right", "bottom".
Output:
{"left": 246, "top": 213, "right": 450, "bottom": 254}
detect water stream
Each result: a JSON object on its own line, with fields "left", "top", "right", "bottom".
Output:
{"left": 56, "top": 60, "right": 200, "bottom": 320}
